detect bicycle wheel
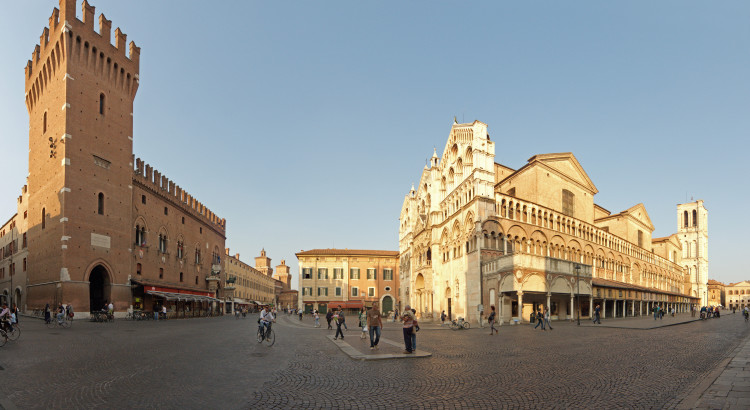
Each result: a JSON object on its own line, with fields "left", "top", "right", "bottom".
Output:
{"left": 46, "top": 319, "right": 56, "bottom": 329}
{"left": 0, "top": 330, "right": 7, "bottom": 347}
{"left": 265, "top": 329, "right": 275, "bottom": 346}
{"left": 257, "top": 328, "right": 264, "bottom": 343}
{"left": 62, "top": 318, "right": 72, "bottom": 328}
{"left": 7, "top": 326, "right": 20, "bottom": 341}
{"left": 463, "top": 322, "right": 471, "bottom": 329}
{"left": 450, "top": 323, "right": 458, "bottom": 330}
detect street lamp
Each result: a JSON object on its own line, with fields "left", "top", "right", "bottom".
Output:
{"left": 573, "top": 263, "right": 581, "bottom": 326}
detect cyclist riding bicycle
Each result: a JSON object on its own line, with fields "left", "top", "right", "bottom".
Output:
{"left": 258, "top": 305, "right": 275, "bottom": 337}
{"left": 744, "top": 307, "right": 749, "bottom": 321}
{"left": 0, "top": 303, "right": 13, "bottom": 333}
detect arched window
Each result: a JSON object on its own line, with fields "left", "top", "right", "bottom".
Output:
{"left": 99, "top": 93, "right": 105, "bottom": 115}
{"left": 43, "top": 111, "right": 47, "bottom": 134}
{"left": 159, "top": 268, "right": 163, "bottom": 279}
{"left": 683, "top": 211, "right": 689, "bottom": 227}
{"left": 136, "top": 263, "right": 141, "bottom": 275}
{"left": 179, "top": 272, "right": 183, "bottom": 282}
{"left": 41, "top": 207, "right": 45, "bottom": 229}
{"left": 177, "top": 241, "right": 184, "bottom": 259}
{"left": 97, "top": 192, "right": 104, "bottom": 215}
{"left": 692, "top": 210, "right": 698, "bottom": 227}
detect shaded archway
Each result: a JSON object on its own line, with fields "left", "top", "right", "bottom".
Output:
{"left": 89, "top": 265, "right": 111, "bottom": 312}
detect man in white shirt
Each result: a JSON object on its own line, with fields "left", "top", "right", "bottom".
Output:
{"left": 259, "top": 305, "right": 275, "bottom": 336}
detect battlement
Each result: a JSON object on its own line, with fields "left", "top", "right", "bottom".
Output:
{"left": 133, "top": 157, "right": 227, "bottom": 235}
{"left": 25, "top": 0, "right": 140, "bottom": 113}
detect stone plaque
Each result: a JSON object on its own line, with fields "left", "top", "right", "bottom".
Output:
{"left": 91, "top": 233, "right": 111, "bottom": 249}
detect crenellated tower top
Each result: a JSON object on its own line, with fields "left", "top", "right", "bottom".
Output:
{"left": 25, "top": 0, "right": 140, "bottom": 113}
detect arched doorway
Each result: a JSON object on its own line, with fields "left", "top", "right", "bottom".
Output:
{"left": 381, "top": 295, "right": 394, "bottom": 314}
{"left": 415, "top": 274, "right": 425, "bottom": 314}
{"left": 14, "top": 288, "right": 21, "bottom": 309}
{"left": 89, "top": 265, "right": 111, "bottom": 312}
{"left": 446, "top": 287, "right": 452, "bottom": 320}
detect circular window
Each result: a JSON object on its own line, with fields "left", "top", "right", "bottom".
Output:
{"left": 385, "top": 286, "right": 391, "bottom": 292}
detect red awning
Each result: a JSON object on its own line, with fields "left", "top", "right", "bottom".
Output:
{"left": 331, "top": 301, "right": 364, "bottom": 309}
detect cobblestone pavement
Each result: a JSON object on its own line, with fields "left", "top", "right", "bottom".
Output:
{"left": 1, "top": 312, "right": 747, "bottom": 409}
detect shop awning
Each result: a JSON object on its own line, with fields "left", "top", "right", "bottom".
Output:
{"left": 330, "top": 301, "right": 364, "bottom": 309}
{"left": 146, "top": 290, "right": 220, "bottom": 303}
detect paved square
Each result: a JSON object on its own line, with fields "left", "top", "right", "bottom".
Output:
{"left": 1, "top": 312, "right": 748, "bottom": 409}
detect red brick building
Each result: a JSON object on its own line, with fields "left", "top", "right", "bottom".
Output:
{"left": 14, "top": 0, "right": 226, "bottom": 317}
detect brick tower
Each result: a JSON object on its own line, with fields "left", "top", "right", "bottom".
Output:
{"left": 25, "top": 0, "right": 139, "bottom": 311}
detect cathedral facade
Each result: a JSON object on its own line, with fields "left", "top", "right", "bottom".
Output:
{"left": 399, "top": 120, "right": 704, "bottom": 324}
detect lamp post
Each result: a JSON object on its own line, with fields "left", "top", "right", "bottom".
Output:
{"left": 573, "top": 263, "right": 581, "bottom": 326}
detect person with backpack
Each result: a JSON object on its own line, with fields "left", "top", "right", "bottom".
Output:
{"left": 326, "top": 310, "right": 333, "bottom": 329}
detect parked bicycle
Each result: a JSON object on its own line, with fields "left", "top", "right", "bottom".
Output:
{"left": 91, "top": 310, "right": 114, "bottom": 322}
{"left": 0, "top": 328, "right": 8, "bottom": 347}
{"left": 257, "top": 322, "right": 275, "bottom": 346}
{"left": 450, "top": 317, "right": 470, "bottom": 330}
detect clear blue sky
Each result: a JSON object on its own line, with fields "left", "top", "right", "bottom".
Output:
{"left": 1, "top": 1, "right": 748, "bottom": 285}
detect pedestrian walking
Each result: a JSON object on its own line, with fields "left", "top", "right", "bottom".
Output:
{"left": 44, "top": 303, "right": 51, "bottom": 324}
{"left": 326, "top": 310, "right": 333, "bottom": 329}
{"left": 534, "top": 304, "right": 545, "bottom": 330}
{"left": 299, "top": 310, "right": 303, "bottom": 321}
{"left": 338, "top": 305, "right": 348, "bottom": 331}
{"left": 488, "top": 305, "right": 498, "bottom": 335}
{"left": 12, "top": 304, "right": 19, "bottom": 324}
{"left": 401, "top": 305, "right": 415, "bottom": 354}
{"left": 314, "top": 310, "right": 320, "bottom": 327}
{"left": 543, "top": 306, "right": 553, "bottom": 330}
{"left": 593, "top": 304, "right": 601, "bottom": 324}
{"left": 334, "top": 309, "right": 345, "bottom": 340}
{"left": 359, "top": 307, "right": 368, "bottom": 339}
{"left": 367, "top": 302, "right": 383, "bottom": 350}
{"left": 441, "top": 310, "right": 447, "bottom": 326}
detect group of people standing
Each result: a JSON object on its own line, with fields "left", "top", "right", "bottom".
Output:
{"left": 42, "top": 302, "right": 74, "bottom": 324}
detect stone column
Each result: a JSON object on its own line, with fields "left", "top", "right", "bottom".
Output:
{"left": 546, "top": 293, "right": 551, "bottom": 312}
{"left": 613, "top": 298, "right": 617, "bottom": 318}
{"left": 517, "top": 291, "right": 523, "bottom": 322}
{"left": 603, "top": 299, "right": 607, "bottom": 319}
{"left": 590, "top": 297, "right": 594, "bottom": 319}
{"left": 570, "top": 294, "right": 574, "bottom": 321}
{"left": 639, "top": 300, "right": 642, "bottom": 316}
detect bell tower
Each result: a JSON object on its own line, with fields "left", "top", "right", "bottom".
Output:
{"left": 25, "top": 0, "right": 140, "bottom": 310}
{"left": 677, "top": 200, "right": 708, "bottom": 306}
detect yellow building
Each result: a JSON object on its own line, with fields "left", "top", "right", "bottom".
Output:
{"left": 223, "top": 249, "right": 276, "bottom": 313}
